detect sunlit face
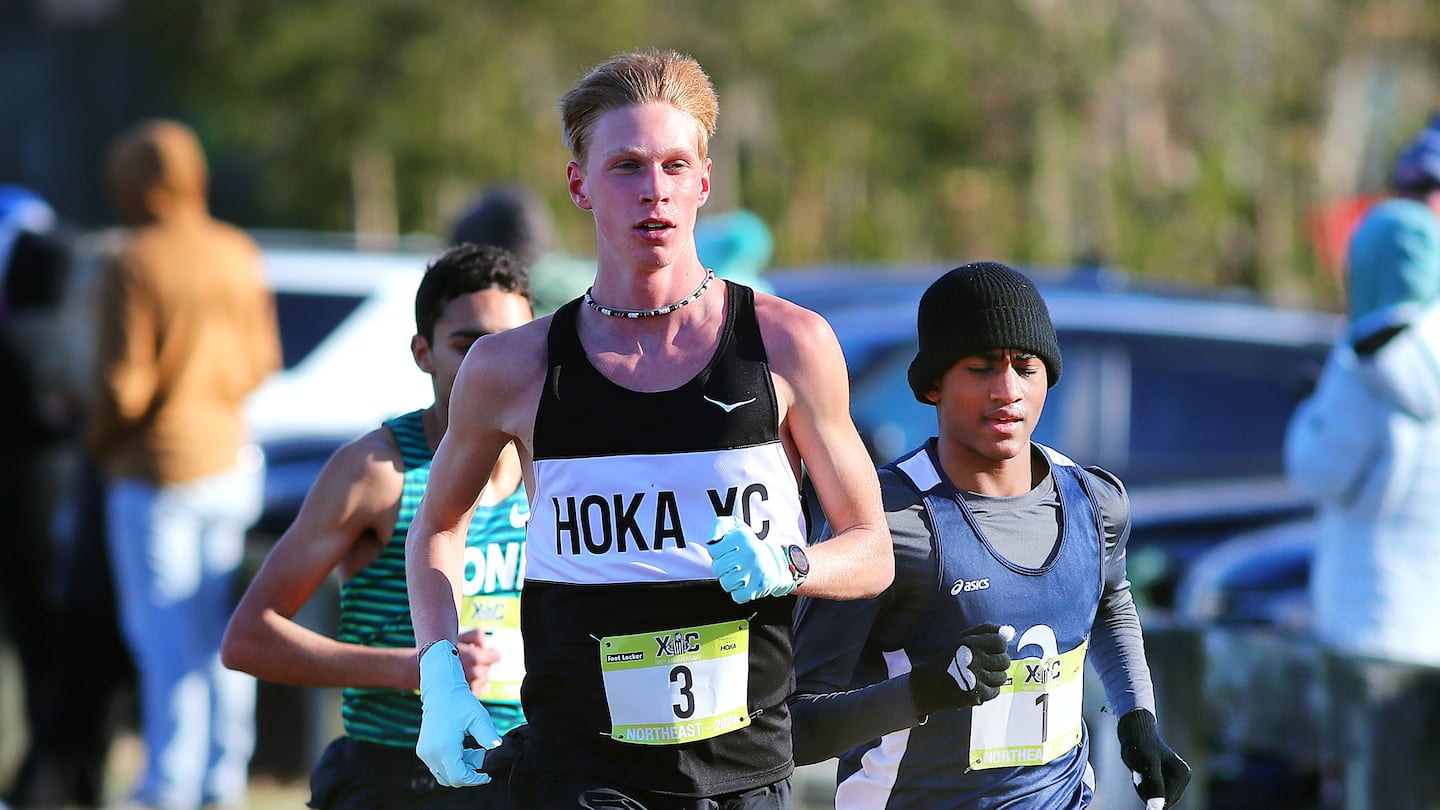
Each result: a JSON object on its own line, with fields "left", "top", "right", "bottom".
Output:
{"left": 926, "top": 349, "right": 1048, "bottom": 467}
{"left": 412, "top": 288, "right": 533, "bottom": 413}
{"left": 566, "top": 101, "right": 711, "bottom": 271}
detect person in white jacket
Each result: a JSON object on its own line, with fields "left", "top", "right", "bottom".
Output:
{"left": 1284, "top": 110, "right": 1440, "bottom": 810}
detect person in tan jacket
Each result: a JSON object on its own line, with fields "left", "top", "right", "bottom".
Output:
{"left": 89, "top": 119, "right": 280, "bottom": 810}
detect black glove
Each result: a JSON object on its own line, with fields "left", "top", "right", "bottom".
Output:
{"left": 480, "top": 724, "right": 530, "bottom": 782}
{"left": 908, "top": 623, "right": 1011, "bottom": 715}
{"left": 1117, "top": 708, "right": 1191, "bottom": 807}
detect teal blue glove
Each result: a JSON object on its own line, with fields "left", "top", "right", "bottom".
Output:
{"left": 417, "top": 640, "right": 501, "bottom": 787}
{"left": 705, "top": 516, "right": 797, "bottom": 603}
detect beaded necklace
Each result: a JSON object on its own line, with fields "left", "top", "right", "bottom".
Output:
{"left": 583, "top": 269, "right": 715, "bottom": 319}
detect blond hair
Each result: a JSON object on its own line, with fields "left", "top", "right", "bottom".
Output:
{"left": 559, "top": 49, "right": 719, "bottom": 166}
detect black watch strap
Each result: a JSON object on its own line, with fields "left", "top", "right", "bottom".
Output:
{"left": 786, "top": 544, "right": 810, "bottom": 583}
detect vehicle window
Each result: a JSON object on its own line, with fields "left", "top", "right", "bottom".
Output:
{"left": 273, "top": 291, "right": 366, "bottom": 370}
{"left": 1120, "top": 334, "right": 1324, "bottom": 484}
{"left": 848, "top": 343, "right": 934, "bottom": 462}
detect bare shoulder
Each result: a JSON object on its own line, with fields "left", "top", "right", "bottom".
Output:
{"left": 314, "top": 425, "right": 406, "bottom": 510}
{"left": 255, "top": 424, "right": 405, "bottom": 581}
{"left": 344, "top": 424, "right": 406, "bottom": 469}
{"left": 452, "top": 313, "right": 553, "bottom": 439}
{"left": 459, "top": 313, "right": 551, "bottom": 391}
{"left": 752, "top": 290, "right": 845, "bottom": 373}
{"left": 212, "top": 219, "right": 261, "bottom": 256}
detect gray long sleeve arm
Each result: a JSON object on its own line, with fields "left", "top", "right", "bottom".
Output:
{"left": 789, "top": 673, "right": 921, "bottom": 766}
{"left": 1085, "top": 465, "right": 1157, "bottom": 718}
{"left": 1090, "top": 578, "right": 1155, "bottom": 717}
{"left": 790, "top": 471, "right": 937, "bottom": 766}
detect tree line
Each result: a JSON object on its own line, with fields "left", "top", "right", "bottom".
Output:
{"left": 127, "top": 0, "right": 1440, "bottom": 308}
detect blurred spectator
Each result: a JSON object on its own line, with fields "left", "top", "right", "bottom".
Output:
{"left": 0, "top": 185, "right": 57, "bottom": 307}
{"left": 0, "top": 188, "right": 72, "bottom": 795}
{"left": 88, "top": 119, "right": 281, "bottom": 809}
{"left": 0, "top": 188, "right": 65, "bottom": 644}
{"left": 1285, "top": 110, "right": 1440, "bottom": 809}
{"left": 8, "top": 467, "right": 131, "bottom": 809}
{"left": 7, "top": 226, "right": 137, "bottom": 809}
{"left": 691, "top": 208, "right": 774, "bottom": 292}
{"left": 449, "top": 183, "right": 556, "bottom": 266}
{"left": 449, "top": 184, "right": 590, "bottom": 315}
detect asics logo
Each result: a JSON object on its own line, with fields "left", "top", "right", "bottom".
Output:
{"left": 703, "top": 395, "right": 757, "bottom": 413}
{"left": 509, "top": 504, "right": 530, "bottom": 528}
{"left": 951, "top": 577, "right": 990, "bottom": 595}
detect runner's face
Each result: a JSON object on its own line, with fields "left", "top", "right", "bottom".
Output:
{"left": 927, "top": 349, "right": 1048, "bottom": 466}
{"left": 567, "top": 102, "right": 711, "bottom": 271}
{"left": 415, "top": 288, "right": 532, "bottom": 413}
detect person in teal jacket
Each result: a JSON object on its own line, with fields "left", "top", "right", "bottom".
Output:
{"left": 1285, "top": 111, "right": 1440, "bottom": 809}
{"left": 222, "top": 243, "right": 534, "bottom": 808}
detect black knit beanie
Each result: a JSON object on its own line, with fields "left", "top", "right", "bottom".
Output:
{"left": 907, "top": 261, "right": 1062, "bottom": 403}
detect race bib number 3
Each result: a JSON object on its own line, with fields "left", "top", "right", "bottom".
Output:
{"left": 461, "top": 595, "right": 524, "bottom": 704}
{"left": 599, "top": 620, "right": 750, "bottom": 746}
{"left": 968, "top": 641, "right": 1086, "bottom": 770}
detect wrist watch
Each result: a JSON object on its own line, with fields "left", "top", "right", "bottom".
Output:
{"left": 785, "top": 544, "right": 810, "bottom": 585}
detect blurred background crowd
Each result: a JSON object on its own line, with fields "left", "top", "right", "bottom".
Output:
{"left": 5, "top": 1, "right": 1440, "bottom": 809}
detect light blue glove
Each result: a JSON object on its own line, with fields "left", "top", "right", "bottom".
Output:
{"left": 417, "top": 639, "right": 501, "bottom": 787}
{"left": 705, "top": 516, "right": 798, "bottom": 603}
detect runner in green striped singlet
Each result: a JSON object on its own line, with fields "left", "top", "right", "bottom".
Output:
{"left": 222, "top": 244, "right": 534, "bottom": 809}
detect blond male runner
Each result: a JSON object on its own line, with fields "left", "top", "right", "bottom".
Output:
{"left": 405, "top": 49, "right": 892, "bottom": 809}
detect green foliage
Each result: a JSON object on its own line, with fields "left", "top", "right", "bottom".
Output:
{"left": 122, "top": 0, "right": 1440, "bottom": 305}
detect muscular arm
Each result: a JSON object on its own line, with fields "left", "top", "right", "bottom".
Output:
{"left": 760, "top": 294, "right": 892, "bottom": 599}
{"left": 406, "top": 327, "right": 541, "bottom": 651}
{"left": 221, "top": 430, "right": 418, "bottom": 689}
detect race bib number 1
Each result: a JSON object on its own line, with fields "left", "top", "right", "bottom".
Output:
{"left": 968, "top": 641, "right": 1086, "bottom": 770}
{"left": 599, "top": 620, "right": 751, "bottom": 746}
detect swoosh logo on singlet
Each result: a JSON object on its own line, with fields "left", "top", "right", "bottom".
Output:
{"left": 510, "top": 504, "right": 530, "bottom": 528}
{"left": 703, "top": 395, "right": 757, "bottom": 413}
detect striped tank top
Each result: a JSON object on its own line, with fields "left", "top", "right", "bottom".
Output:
{"left": 337, "top": 408, "right": 529, "bottom": 747}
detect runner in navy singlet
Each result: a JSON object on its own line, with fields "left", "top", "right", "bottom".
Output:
{"left": 790, "top": 262, "right": 1192, "bottom": 809}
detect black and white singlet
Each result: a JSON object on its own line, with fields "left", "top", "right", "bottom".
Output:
{"left": 518, "top": 281, "right": 807, "bottom": 796}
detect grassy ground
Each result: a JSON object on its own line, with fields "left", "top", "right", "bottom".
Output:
{"left": 246, "top": 780, "right": 312, "bottom": 809}
{"left": 102, "top": 735, "right": 840, "bottom": 809}
{"left": 107, "top": 734, "right": 311, "bottom": 809}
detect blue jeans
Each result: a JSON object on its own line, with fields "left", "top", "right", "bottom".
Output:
{"left": 107, "top": 463, "right": 262, "bottom": 809}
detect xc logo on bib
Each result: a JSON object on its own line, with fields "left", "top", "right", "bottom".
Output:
{"left": 460, "top": 594, "right": 524, "bottom": 705}
{"left": 598, "top": 620, "right": 750, "bottom": 745}
{"left": 969, "top": 626, "right": 1086, "bottom": 770}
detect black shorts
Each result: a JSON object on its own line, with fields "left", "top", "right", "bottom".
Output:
{"left": 307, "top": 735, "right": 508, "bottom": 810}
{"left": 508, "top": 769, "right": 791, "bottom": 810}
